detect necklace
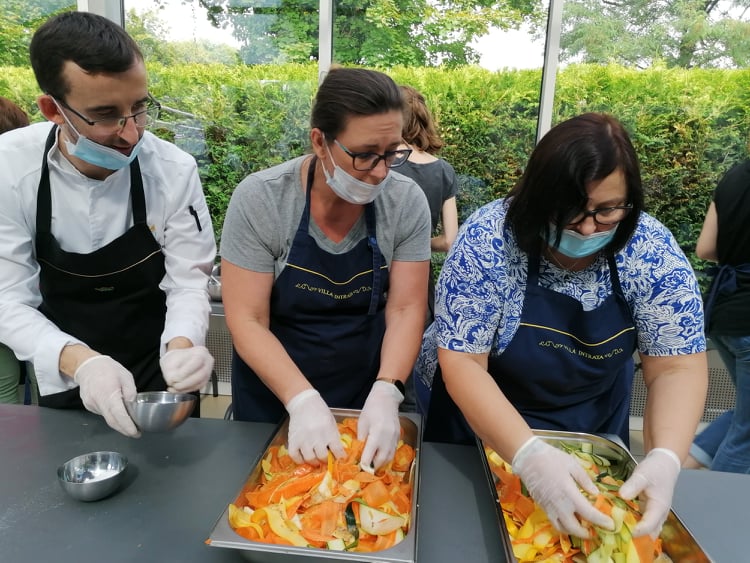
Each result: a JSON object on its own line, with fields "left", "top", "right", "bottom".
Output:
{"left": 545, "top": 248, "right": 583, "bottom": 272}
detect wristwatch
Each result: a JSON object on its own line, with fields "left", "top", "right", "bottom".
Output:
{"left": 376, "top": 377, "right": 406, "bottom": 396}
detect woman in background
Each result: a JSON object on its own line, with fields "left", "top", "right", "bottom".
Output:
{"left": 395, "top": 85, "right": 459, "bottom": 411}
{"left": 397, "top": 85, "right": 459, "bottom": 259}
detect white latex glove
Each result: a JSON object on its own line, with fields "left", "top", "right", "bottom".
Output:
{"left": 285, "top": 389, "right": 345, "bottom": 465}
{"left": 73, "top": 355, "right": 140, "bottom": 438}
{"left": 160, "top": 346, "right": 214, "bottom": 393}
{"left": 358, "top": 380, "right": 404, "bottom": 470}
{"left": 619, "top": 448, "right": 681, "bottom": 538}
{"left": 512, "top": 436, "right": 614, "bottom": 538}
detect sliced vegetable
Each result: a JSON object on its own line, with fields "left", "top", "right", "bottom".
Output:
{"left": 485, "top": 444, "right": 667, "bottom": 562}
{"left": 227, "top": 417, "right": 414, "bottom": 553}
{"left": 358, "top": 503, "right": 407, "bottom": 535}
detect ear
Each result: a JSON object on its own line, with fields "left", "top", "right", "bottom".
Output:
{"left": 37, "top": 94, "right": 65, "bottom": 125}
{"left": 310, "top": 128, "right": 328, "bottom": 161}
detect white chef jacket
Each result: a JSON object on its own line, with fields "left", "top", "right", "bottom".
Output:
{"left": 0, "top": 122, "right": 217, "bottom": 396}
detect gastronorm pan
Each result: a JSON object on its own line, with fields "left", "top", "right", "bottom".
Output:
{"left": 207, "top": 408, "right": 422, "bottom": 563}
{"left": 478, "top": 430, "right": 714, "bottom": 563}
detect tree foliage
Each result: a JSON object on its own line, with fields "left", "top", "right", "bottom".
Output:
{"left": 549, "top": 0, "right": 750, "bottom": 69}
{"left": 0, "top": 0, "right": 73, "bottom": 66}
{"left": 183, "top": 0, "right": 543, "bottom": 67}
{"left": 125, "top": 9, "right": 240, "bottom": 65}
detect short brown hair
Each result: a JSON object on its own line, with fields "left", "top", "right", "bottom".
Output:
{"left": 400, "top": 85, "right": 444, "bottom": 154}
{"left": 0, "top": 96, "right": 29, "bottom": 134}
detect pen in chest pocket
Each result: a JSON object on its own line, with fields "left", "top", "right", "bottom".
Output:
{"left": 188, "top": 205, "right": 203, "bottom": 232}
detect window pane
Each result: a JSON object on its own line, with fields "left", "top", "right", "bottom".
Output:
{"left": 553, "top": 0, "right": 750, "bottom": 274}
{"left": 124, "top": 0, "right": 318, "bottom": 245}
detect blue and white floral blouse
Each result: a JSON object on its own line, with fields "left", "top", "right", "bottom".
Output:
{"left": 415, "top": 198, "right": 706, "bottom": 390}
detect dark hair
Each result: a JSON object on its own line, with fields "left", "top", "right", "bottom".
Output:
{"left": 400, "top": 84, "right": 444, "bottom": 154}
{"left": 29, "top": 11, "right": 144, "bottom": 101}
{"left": 0, "top": 96, "right": 30, "bottom": 134}
{"left": 310, "top": 67, "right": 404, "bottom": 139}
{"left": 506, "top": 112, "right": 644, "bottom": 255}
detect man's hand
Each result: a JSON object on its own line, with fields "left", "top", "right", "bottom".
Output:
{"left": 74, "top": 355, "right": 140, "bottom": 437}
{"left": 160, "top": 346, "right": 214, "bottom": 393}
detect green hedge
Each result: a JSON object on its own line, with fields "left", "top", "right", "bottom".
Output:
{"left": 3, "top": 62, "right": 749, "bottom": 277}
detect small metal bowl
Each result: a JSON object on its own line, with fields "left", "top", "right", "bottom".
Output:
{"left": 57, "top": 451, "right": 128, "bottom": 502}
{"left": 125, "top": 391, "right": 197, "bottom": 432}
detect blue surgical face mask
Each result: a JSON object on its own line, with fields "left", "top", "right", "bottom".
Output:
{"left": 547, "top": 224, "right": 617, "bottom": 258}
{"left": 322, "top": 144, "right": 389, "bottom": 205}
{"left": 58, "top": 109, "right": 144, "bottom": 171}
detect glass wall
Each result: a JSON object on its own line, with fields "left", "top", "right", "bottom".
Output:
{"left": 0, "top": 0, "right": 78, "bottom": 121}
{"left": 549, "top": 0, "right": 750, "bottom": 267}
{"left": 2, "top": 0, "right": 745, "bottom": 265}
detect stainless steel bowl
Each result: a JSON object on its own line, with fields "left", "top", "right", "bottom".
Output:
{"left": 57, "top": 451, "right": 128, "bottom": 502}
{"left": 125, "top": 391, "right": 197, "bottom": 432}
{"left": 208, "top": 263, "right": 222, "bottom": 302}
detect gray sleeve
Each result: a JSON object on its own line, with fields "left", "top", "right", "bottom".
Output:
{"left": 220, "top": 158, "right": 306, "bottom": 275}
{"left": 220, "top": 175, "right": 283, "bottom": 273}
{"left": 387, "top": 178, "right": 432, "bottom": 263}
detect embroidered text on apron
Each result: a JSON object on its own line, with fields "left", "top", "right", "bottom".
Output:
{"left": 231, "top": 157, "right": 389, "bottom": 422}
{"left": 426, "top": 253, "right": 637, "bottom": 445}
{"left": 35, "top": 126, "right": 168, "bottom": 409}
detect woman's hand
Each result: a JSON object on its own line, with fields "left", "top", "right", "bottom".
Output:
{"left": 619, "top": 448, "right": 681, "bottom": 538}
{"left": 511, "top": 436, "right": 614, "bottom": 538}
{"left": 284, "top": 389, "right": 345, "bottom": 464}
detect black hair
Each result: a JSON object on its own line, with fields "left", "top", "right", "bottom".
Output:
{"left": 506, "top": 112, "right": 644, "bottom": 255}
{"left": 310, "top": 67, "right": 404, "bottom": 139}
{"left": 29, "top": 11, "right": 144, "bottom": 101}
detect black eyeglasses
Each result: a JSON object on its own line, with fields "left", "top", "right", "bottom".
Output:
{"left": 54, "top": 94, "right": 161, "bottom": 132}
{"left": 566, "top": 204, "right": 634, "bottom": 226}
{"left": 333, "top": 139, "right": 412, "bottom": 171}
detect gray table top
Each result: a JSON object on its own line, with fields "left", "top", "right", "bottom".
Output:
{"left": 0, "top": 404, "right": 743, "bottom": 562}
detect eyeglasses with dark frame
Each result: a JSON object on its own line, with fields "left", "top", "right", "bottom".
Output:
{"left": 54, "top": 94, "right": 161, "bottom": 132}
{"left": 332, "top": 139, "right": 412, "bottom": 171}
{"left": 566, "top": 204, "right": 634, "bottom": 226}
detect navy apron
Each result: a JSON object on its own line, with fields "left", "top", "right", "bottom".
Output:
{"left": 703, "top": 263, "right": 750, "bottom": 331}
{"left": 426, "top": 253, "right": 636, "bottom": 445}
{"left": 231, "top": 157, "right": 390, "bottom": 422}
{"left": 35, "top": 126, "right": 174, "bottom": 410}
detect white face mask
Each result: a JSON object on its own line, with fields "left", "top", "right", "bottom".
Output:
{"left": 322, "top": 144, "right": 389, "bottom": 204}
{"left": 57, "top": 103, "right": 144, "bottom": 170}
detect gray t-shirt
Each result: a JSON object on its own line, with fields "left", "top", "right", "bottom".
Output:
{"left": 394, "top": 159, "right": 458, "bottom": 232}
{"left": 221, "top": 155, "right": 431, "bottom": 278}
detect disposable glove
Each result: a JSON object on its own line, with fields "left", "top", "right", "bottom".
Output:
{"left": 358, "top": 380, "right": 404, "bottom": 470}
{"left": 73, "top": 355, "right": 140, "bottom": 438}
{"left": 285, "top": 389, "right": 345, "bottom": 465}
{"left": 512, "top": 436, "right": 614, "bottom": 538}
{"left": 619, "top": 448, "right": 681, "bottom": 538}
{"left": 160, "top": 346, "right": 214, "bottom": 393}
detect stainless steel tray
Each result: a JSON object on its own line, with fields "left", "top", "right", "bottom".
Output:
{"left": 208, "top": 408, "right": 422, "bottom": 563}
{"left": 478, "top": 430, "right": 714, "bottom": 563}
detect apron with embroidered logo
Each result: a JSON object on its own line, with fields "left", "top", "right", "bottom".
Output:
{"left": 427, "top": 253, "right": 636, "bottom": 445}
{"left": 231, "top": 157, "right": 390, "bottom": 422}
{"left": 35, "top": 127, "right": 168, "bottom": 409}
